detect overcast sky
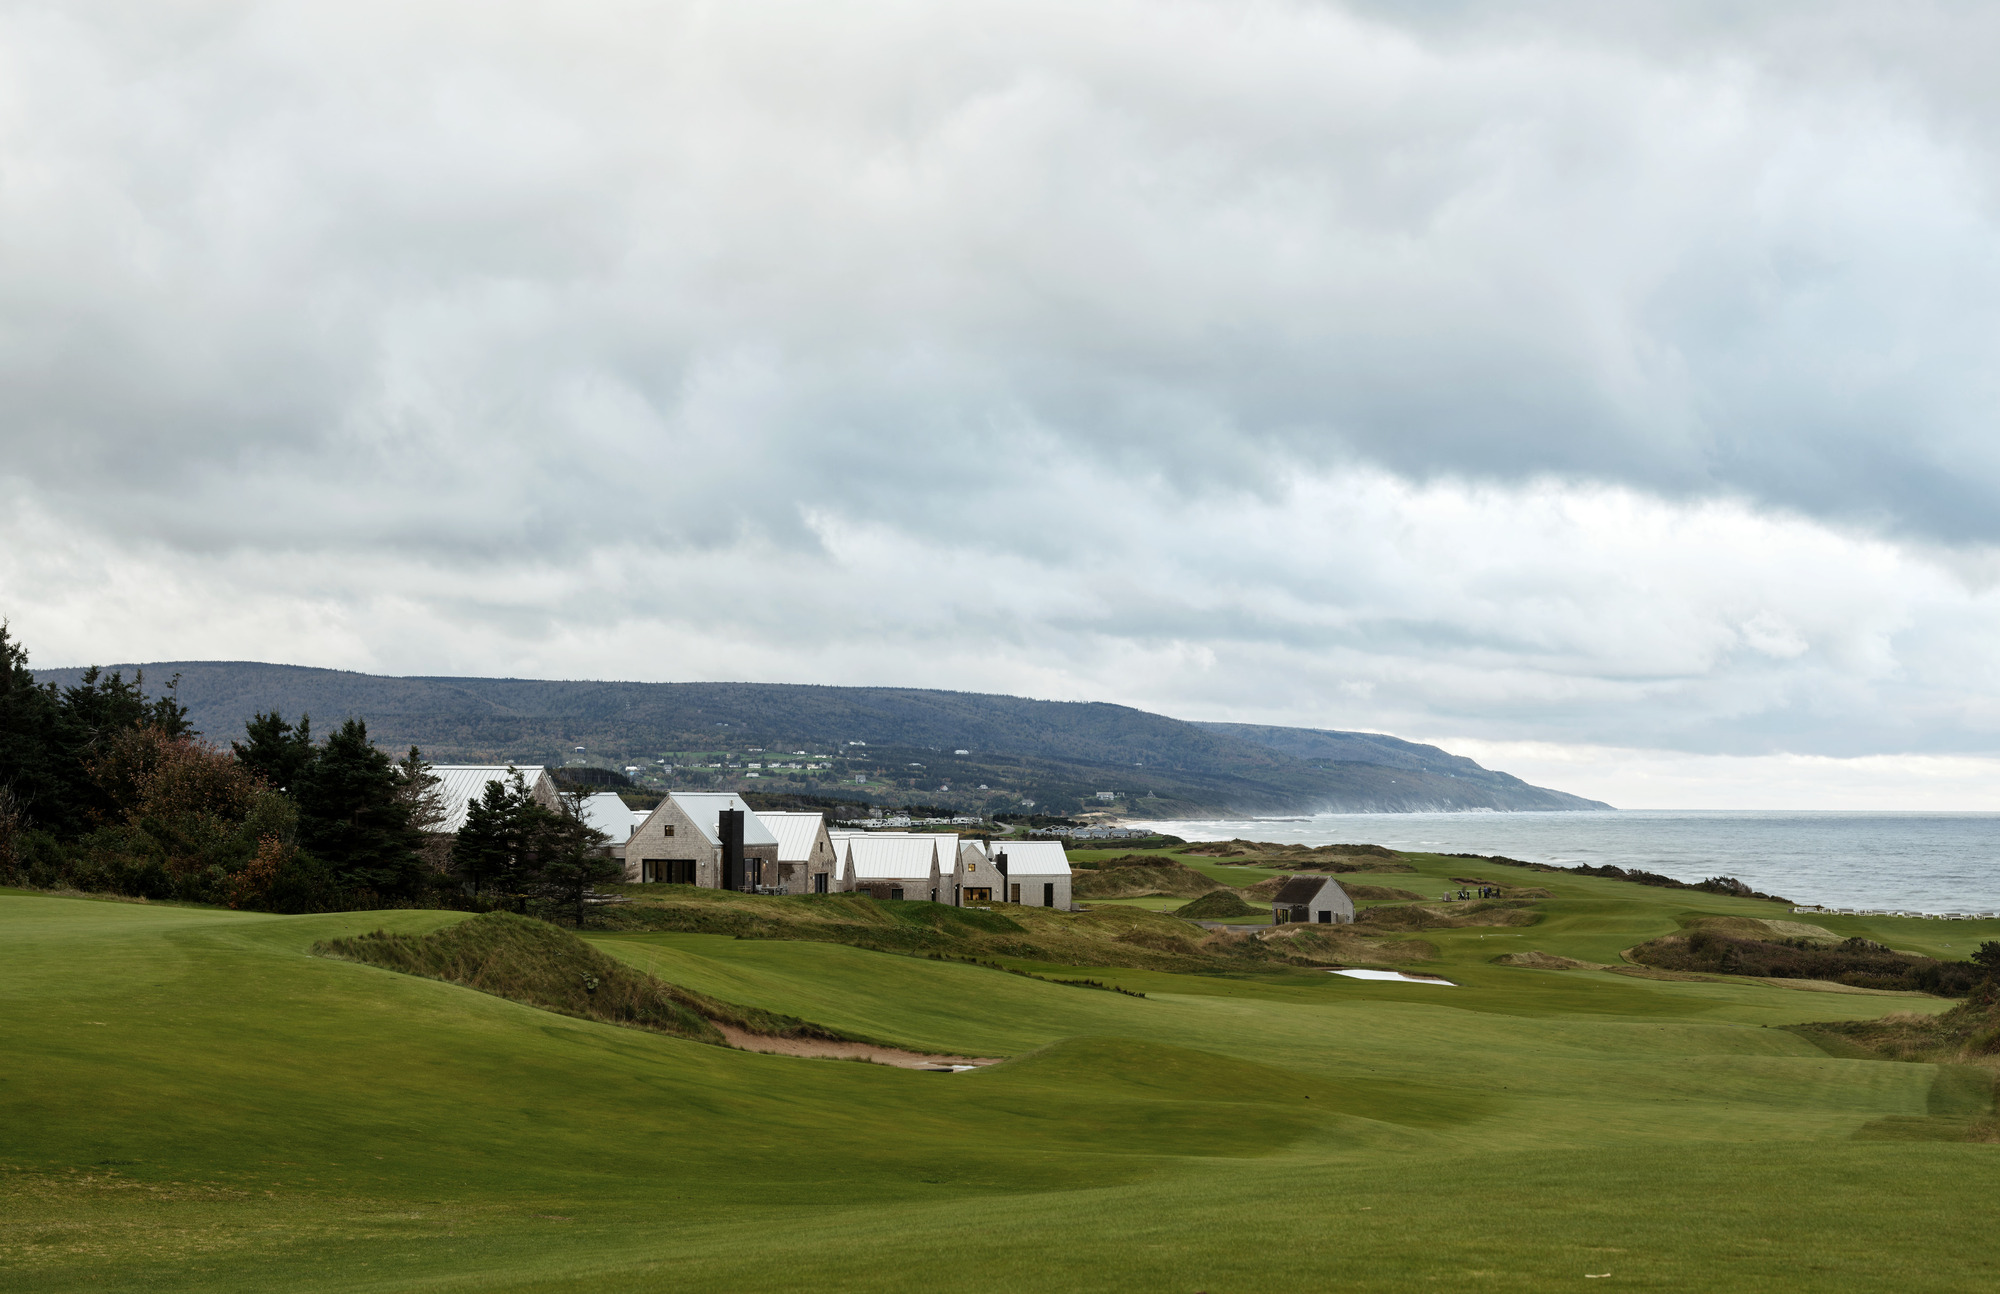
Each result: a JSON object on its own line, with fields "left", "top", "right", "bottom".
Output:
{"left": 5, "top": 0, "right": 2000, "bottom": 808}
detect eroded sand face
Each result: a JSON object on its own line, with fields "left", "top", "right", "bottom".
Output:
{"left": 715, "top": 1024, "right": 1000, "bottom": 1069}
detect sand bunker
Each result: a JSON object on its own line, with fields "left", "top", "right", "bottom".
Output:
{"left": 1331, "top": 968, "right": 1457, "bottom": 986}
{"left": 714, "top": 1025, "right": 999, "bottom": 1070}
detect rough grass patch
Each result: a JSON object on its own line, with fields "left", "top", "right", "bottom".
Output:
{"left": 1172, "top": 890, "right": 1258, "bottom": 919}
{"left": 314, "top": 911, "right": 861, "bottom": 1047}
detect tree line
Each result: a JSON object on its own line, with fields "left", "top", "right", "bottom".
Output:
{"left": 0, "top": 624, "right": 619, "bottom": 920}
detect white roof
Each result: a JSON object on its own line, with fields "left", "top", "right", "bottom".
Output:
{"left": 579, "top": 792, "right": 636, "bottom": 843}
{"left": 757, "top": 811, "right": 829, "bottom": 864}
{"left": 429, "top": 765, "right": 549, "bottom": 833}
{"left": 663, "top": 792, "right": 780, "bottom": 848}
{"left": 993, "top": 840, "right": 1071, "bottom": 876}
{"left": 844, "top": 836, "right": 939, "bottom": 880}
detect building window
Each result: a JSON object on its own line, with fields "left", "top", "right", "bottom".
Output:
{"left": 643, "top": 859, "right": 697, "bottom": 885}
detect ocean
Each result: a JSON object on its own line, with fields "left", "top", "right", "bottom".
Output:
{"left": 1130, "top": 810, "right": 2000, "bottom": 914}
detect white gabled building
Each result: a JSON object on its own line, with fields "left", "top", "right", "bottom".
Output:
{"left": 577, "top": 791, "right": 640, "bottom": 860}
{"left": 989, "top": 840, "right": 1072, "bottom": 910}
{"left": 946, "top": 837, "right": 1010, "bottom": 907}
{"left": 839, "top": 835, "right": 942, "bottom": 902}
{"left": 1269, "top": 876, "right": 1354, "bottom": 925}
{"left": 757, "top": 810, "right": 840, "bottom": 895}
{"left": 430, "top": 765, "right": 560, "bottom": 834}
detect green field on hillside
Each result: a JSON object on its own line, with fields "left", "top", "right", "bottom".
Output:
{"left": 6, "top": 850, "right": 2000, "bottom": 1291}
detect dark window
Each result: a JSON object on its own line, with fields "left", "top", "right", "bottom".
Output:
{"left": 1043, "top": 882, "right": 1055, "bottom": 907}
{"left": 814, "top": 873, "right": 828, "bottom": 894}
{"left": 645, "top": 859, "right": 697, "bottom": 885}
{"left": 1317, "top": 910, "right": 1331, "bottom": 923}
{"left": 890, "top": 886, "right": 904, "bottom": 901}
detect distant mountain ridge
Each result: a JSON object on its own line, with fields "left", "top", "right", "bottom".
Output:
{"left": 31, "top": 661, "right": 1612, "bottom": 817}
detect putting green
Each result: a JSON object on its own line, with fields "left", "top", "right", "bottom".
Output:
{"left": 4, "top": 858, "right": 1998, "bottom": 1292}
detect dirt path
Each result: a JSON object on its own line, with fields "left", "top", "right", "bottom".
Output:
{"left": 715, "top": 1025, "right": 1000, "bottom": 1070}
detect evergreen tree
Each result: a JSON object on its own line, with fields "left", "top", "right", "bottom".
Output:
{"left": 452, "top": 773, "right": 531, "bottom": 898}
{"left": 0, "top": 622, "right": 61, "bottom": 834}
{"left": 293, "top": 719, "right": 424, "bottom": 898}
{"left": 531, "top": 786, "right": 617, "bottom": 926}
{"left": 49, "top": 667, "right": 193, "bottom": 831}
{"left": 394, "top": 746, "right": 453, "bottom": 874}
{"left": 232, "top": 712, "right": 316, "bottom": 793}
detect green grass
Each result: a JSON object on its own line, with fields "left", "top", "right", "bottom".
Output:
{"left": 5, "top": 862, "right": 2000, "bottom": 1292}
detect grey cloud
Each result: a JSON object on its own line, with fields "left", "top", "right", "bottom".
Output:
{"left": 7, "top": 1, "right": 2000, "bottom": 778}
{"left": 7, "top": 0, "right": 1998, "bottom": 540}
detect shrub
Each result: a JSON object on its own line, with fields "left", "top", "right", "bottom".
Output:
{"left": 1634, "top": 930, "right": 1980, "bottom": 995}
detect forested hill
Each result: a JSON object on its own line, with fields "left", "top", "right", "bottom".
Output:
{"left": 32, "top": 661, "right": 1612, "bottom": 818}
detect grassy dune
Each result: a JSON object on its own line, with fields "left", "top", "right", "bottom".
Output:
{"left": 6, "top": 848, "right": 2000, "bottom": 1291}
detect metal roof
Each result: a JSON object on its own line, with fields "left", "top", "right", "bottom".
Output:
{"left": 992, "top": 840, "right": 1071, "bottom": 876}
{"left": 844, "top": 836, "right": 939, "bottom": 880}
{"left": 579, "top": 791, "right": 636, "bottom": 843}
{"left": 757, "top": 811, "right": 829, "bottom": 863}
{"left": 428, "top": 765, "right": 550, "bottom": 834}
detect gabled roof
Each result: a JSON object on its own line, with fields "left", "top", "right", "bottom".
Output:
{"left": 663, "top": 792, "right": 779, "bottom": 848}
{"left": 429, "top": 765, "right": 550, "bottom": 833}
{"left": 844, "top": 836, "right": 939, "bottom": 880}
{"left": 992, "top": 840, "right": 1071, "bottom": 876}
{"left": 1272, "top": 876, "right": 1338, "bottom": 906}
{"left": 579, "top": 791, "right": 636, "bottom": 843}
{"left": 757, "top": 811, "right": 829, "bottom": 863}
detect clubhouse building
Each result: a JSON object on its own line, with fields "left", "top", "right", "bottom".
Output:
{"left": 618, "top": 791, "right": 1072, "bottom": 908}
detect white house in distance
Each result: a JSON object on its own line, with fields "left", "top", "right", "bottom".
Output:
{"left": 1268, "top": 876, "right": 1355, "bottom": 925}
{"left": 624, "top": 792, "right": 779, "bottom": 887}
{"left": 946, "top": 838, "right": 1009, "bottom": 906}
{"left": 838, "top": 835, "right": 942, "bottom": 902}
{"left": 987, "top": 839, "right": 1072, "bottom": 909}
{"left": 430, "top": 765, "right": 560, "bottom": 833}
{"left": 756, "top": 810, "right": 839, "bottom": 895}
{"left": 617, "top": 798, "right": 1074, "bottom": 909}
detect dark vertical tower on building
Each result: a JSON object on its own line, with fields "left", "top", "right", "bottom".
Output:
{"left": 720, "top": 808, "right": 746, "bottom": 891}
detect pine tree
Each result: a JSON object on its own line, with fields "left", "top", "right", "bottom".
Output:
{"left": 293, "top": 719, "right": 424, "bottom": 898}
{"left": 531, "top": 786, "right": 617, "bottom": 926}
{"left": 232, "top": 712, "right": 316, "bottom": 793}
{"left": 0, "top": 622, "right": 61, "bottom": 836}
{"left": 453, "top": 773, "right": 531, "bottom": 898}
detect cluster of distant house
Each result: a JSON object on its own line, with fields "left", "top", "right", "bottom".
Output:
{"left": 432, "top": 766, "right": 1073, "bottom": 909}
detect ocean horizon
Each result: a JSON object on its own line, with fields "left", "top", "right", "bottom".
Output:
{"left": 1130, "top": 809, "right": 2000, "bottom": 915}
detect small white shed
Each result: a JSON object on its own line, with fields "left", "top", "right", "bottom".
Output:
{"left": 990, "top": 839, "right": 1072, "bottom": 910}
{"left": 1269, "top": 876, "right": 1355, "bottom": 925}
